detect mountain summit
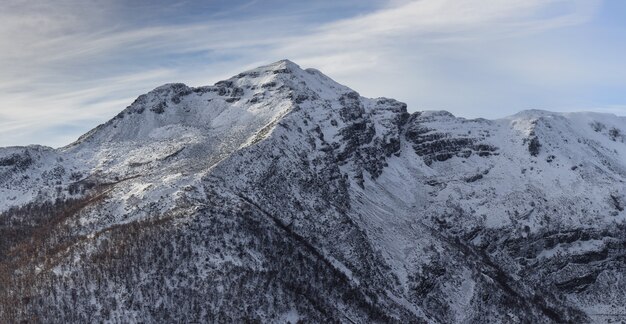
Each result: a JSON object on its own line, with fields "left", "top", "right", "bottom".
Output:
{"left": 1, "top": 60, "right": 625, "bottom": 323}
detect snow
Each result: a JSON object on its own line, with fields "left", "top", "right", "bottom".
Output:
{"left": 2, "top": 59, "right": 626, "bottom": 322}
{"left": 537, "top": 239, "right": 605, "bottom": 259}
{"left": 280, "top": 309, "right": 300, "bottom": 324}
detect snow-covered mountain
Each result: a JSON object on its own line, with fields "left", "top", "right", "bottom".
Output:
{"left": 1, "top": 60, "right": 625, "bottom": 323}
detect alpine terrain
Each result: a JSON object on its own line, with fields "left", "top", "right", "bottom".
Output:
{"left": 1, "top": 60, "right": 625, "bottom": 323}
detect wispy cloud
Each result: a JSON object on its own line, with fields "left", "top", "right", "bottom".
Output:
{"left": 0, "top": 0, "right": 622, "bottom": 147}
{"left": 267, "top": 0, "right": 621, "bottom": 118}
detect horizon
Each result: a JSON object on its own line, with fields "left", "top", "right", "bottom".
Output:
{"left": 1, "top": 0, "right": 625, "bottom": 147}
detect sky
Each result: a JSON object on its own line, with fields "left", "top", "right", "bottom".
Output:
{"left": 1, "top": 0, "right": 625, "bottom": 148}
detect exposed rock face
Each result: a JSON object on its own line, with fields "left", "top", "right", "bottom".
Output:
{"left": 405, "top": 112, "right": 499, "bottom": 166}
{"left": 1, "top": 60, "right": 625, "bottom": 323}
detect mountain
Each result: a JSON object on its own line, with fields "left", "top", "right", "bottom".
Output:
{"left": 1, "top": 60, "right": 625, "bottom": 323}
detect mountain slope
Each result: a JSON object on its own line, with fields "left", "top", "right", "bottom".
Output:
{"left": 1, "top": 60, "right": 625, "bottom": 323}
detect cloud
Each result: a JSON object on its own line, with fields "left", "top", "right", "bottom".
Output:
{"left": 267, "top": 0, "right": 611, "bottom": 117}
{"left": 0, "top": 69, "right": 177, "bottom": 147}
{"left": 0, "top": 0, "right": 619, "bottom": 148}
{"left": 277, "top": 0, "right": 600, "bottom": 58}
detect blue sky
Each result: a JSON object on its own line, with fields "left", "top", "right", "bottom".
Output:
{"left": 1, "top": 0, "right": 624, "bottom": 147}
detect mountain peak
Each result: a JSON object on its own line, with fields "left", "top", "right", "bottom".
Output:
{"left": 150, "top": 82, "right": 190, "bottom": 93}
{"left": 265, "top": 58, "right": 300, "bottom": 70}
{"left": 67, "top": 60, "right": 333, "bottom": 149}
{"left": 507, "top": 109, "right": 563, "bottom": 120}
{"left": 233, "top": 59, "right": 303, "bottom": 79}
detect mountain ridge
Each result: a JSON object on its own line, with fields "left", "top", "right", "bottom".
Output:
{"left": 1, "top": 60, "right": 625, "bottom": 323}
